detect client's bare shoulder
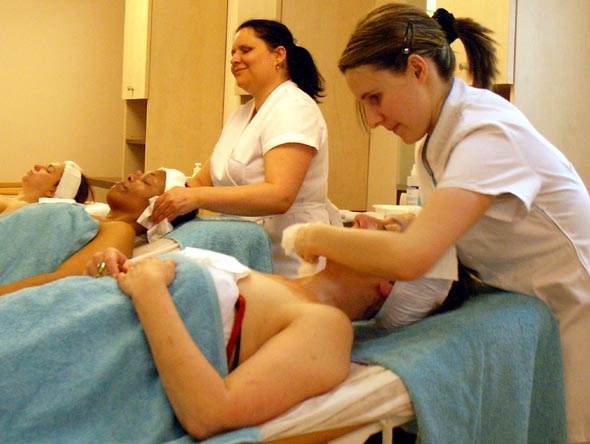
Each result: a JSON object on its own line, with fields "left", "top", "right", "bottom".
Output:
{"left": 0, "top": 196, "right": 28, "bottom": 215}
{"left": 236, "top": 271, "right": 352, "bottom": 364}
{"left": 89, "top": 219, "right": 136, "bottom": 258}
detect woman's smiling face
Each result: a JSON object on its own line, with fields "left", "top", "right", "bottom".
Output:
{"left": 230, "top": 27, "right": 279, "bottom": 96}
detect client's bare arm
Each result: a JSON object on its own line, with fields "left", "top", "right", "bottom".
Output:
{"left": 116, "top": 257, "right": 352, "bottom": 440}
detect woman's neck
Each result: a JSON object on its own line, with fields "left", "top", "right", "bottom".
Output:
{"left": 17, "top": 189, "right": 42, "bottom": 204}
{"left": 252, "top": 76, "right": 289, "bottom": 112}
{"left": 427, "top": 77, "right": 453, "bottom": 135}
{"left": 103, "top": 209, "right": 145, "bottom": 235}
{"left": 296, "top": 265, "right": 389, "bottom": 321}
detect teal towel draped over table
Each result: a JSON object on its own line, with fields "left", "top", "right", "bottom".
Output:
{"left": 352, "top": 290, "right": 566, "bottom": 444}
{"left": 166, "top": 216, "right": 273, "bottom": 273}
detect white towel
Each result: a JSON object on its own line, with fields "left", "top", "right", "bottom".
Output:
{"left": 136, "top": 196, "right": 173, "bottom": 243}
{"left": 135, "top": 167, "right": 187, "bottom": 243}
{"left": 38, "top": 198, "right": 76, "bottom": 204}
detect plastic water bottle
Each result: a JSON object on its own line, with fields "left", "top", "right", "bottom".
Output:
{"left": 406, "top": 164, "right": 421, "bottom": 206}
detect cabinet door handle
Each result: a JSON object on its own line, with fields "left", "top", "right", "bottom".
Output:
{"left": 127, "top": 86, "right": 134, "bottom": 91}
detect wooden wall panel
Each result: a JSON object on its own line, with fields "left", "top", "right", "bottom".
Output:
{"left": 281, "top": 0, "right": 375, "bottom": 210}
{"left": 145, "top": 0, "right": 228, "bottom": 175}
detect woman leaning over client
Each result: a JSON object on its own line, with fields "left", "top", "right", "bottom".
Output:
{"left": 293, "top": 4, "right": 590, "bottom": 443}
{"left": 151, "top": 19, "right": 340, "bottom": 278}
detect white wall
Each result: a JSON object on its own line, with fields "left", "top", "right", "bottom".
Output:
{"left": 513, "top": 0, "right": 590, "bottom": 190}
{"left": 0, "top": 1, "right": 125, "bottom": 182}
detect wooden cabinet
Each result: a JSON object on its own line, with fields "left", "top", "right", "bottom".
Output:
{"left": 143, "top": 0, "right": 227, "bottom": 174}
{"left": 120, "top": 1, "right": 227, "bottom": 177}
{"left": 121, "top": 0, "right": 151, "bottom": 175}
{"left": 122, "top": 0, "right": 152, "bottom": 99}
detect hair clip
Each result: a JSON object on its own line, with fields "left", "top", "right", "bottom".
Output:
{"left": 401, "top": 20, "right": 414, "bottom": 55}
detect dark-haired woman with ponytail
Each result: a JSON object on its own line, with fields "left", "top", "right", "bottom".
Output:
{"left": 152, "top": 19, "right": 340, "bottom": 278}
{"left": 293, "top": 4, "right": 590, "bottom": 441}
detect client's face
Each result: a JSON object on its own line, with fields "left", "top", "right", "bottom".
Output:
{"left": 107, "top": 170, "right": 166, "bottom": 216}
{"left": 22, "top": 162, "right": 65, "bottom": 197}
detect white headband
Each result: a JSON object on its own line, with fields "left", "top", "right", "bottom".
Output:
{"left": 54, "top": 160, "right": 82, "bottom": 200}
{"left": 159, "top": 168, "right": 186, "bottom": 191}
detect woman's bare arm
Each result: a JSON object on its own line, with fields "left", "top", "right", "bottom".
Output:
{"left": 117, "top": 260, "right": 352, "bottom": 439}
{"left": 295, "top": 187, "right": 494, "bottom": 281}
{"left": 151, "top": 143, "right": 315, "bottom": 222}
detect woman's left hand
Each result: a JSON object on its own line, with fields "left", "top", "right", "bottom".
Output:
{"left": 85, "top": 247, "right": 130, "bottom": 278}
{"left": 151, "top": 187, "right": 196, "bottom": 224}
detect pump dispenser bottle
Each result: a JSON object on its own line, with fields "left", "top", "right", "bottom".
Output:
{"left": 192, "top": 162, "right": 202, "bottom": 177}
{"left": 406, "top": 164, "right": 421, "bottom": 206}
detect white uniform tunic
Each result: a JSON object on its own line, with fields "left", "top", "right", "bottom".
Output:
{"left": 210, "top": 80, "right": 341, "bottom": 277}
{"left": 417, "top": 78, "right": 590, "bottom": 443}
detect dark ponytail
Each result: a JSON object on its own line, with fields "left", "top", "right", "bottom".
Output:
{"left": 339, "top": 4, "right": 499, "bottom": 90}
{"left": 237, "top": 19, "right": 325, "bottom": 102}
{"left": 287, "top": 45, "right": 325, "bottom": 102}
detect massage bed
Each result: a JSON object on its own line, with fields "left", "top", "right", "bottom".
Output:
{"left": 0, "top": 203, "right": 567, "bottom": 444}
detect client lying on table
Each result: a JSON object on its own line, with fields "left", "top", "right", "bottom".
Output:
{"left": 89, "top": 246, "right": 392, "bottom": 440}
{"left": 85, "top": 237, "right": 473, "bottom": 440}
{"left": 0, "top": 160, "right": 91, "bottom": 215}
{"left": 0, "top": 168, "right": 187, "bottom": 296}
{"left": 0, "top": 246, "right": 392, "bottom": 443}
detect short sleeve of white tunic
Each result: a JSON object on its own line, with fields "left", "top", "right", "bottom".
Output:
{"left": 210, "top": 80, "right": 328, "bottom": 191}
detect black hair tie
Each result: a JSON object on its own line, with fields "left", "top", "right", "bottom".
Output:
{"left": 432, "top": 8, "right": 458, "bottom": 44}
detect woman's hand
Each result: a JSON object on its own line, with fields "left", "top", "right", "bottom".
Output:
{"left": 85, "top": 247, "right": 130, "bottom": 278}
{"left": 116, "top": 257, "right": 176, "bottom": 300}
{"left": 354, "top": 213, "right": 416, "bottom": 232}
{"left": 151, "top": 187, "right": 196, "bottom": 224}
{"left": 293, "top": 222, "right": 322, "bottom": 265}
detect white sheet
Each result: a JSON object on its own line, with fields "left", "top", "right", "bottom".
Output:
{"left": 260, "top": 363, "right": 414, "bottom": 441}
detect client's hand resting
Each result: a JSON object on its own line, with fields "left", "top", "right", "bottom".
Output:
{"left": 116, "top": 257, "right": 176, "bottom": 300}
{"left": 85, "top": 247, "right": 130, "bottom": 278}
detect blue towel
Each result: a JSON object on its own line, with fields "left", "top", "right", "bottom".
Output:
{"left": 352, "top": 290, "right": 567, "bottom": 444}
{"left": 0, "top": 203, "right": 99, "bottom": 285}
{"left": 0, "top": 253, "right": 261, "bottom": 444}
{"left": 166, "top": 217, "right": 273, "bottom": 273}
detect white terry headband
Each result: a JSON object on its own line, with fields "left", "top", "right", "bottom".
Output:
{"left": 54, "top": 160, "right": 82, "bottom": 200}
{"left": 159, "top": 167, "right": 186, "bottom": 191}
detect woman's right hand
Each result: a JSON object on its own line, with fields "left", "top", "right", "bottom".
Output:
{"left": 151, "top": 187, "right": 196, "bottom": 224}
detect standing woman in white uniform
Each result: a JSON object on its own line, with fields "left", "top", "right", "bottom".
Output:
{"left": 293, "top": 4, "right": 590, "bottom": 442}
{"left": 152, "top": 19, "right": 340, "bottom": 278}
